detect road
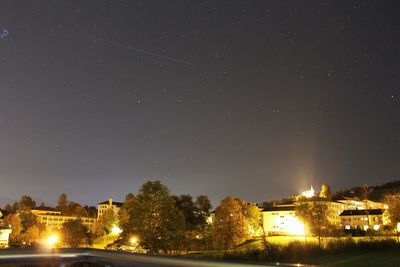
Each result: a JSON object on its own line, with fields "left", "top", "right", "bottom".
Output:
{"left": 0, "top": 248, "right": 315, "bottom": 267}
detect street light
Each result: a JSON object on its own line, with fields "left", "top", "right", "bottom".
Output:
{"left": 130, "top": 236, "right": 138, "bottom": 245}
{"left": 111, "top": 225, "right": 122, "bottom": 235}
{"left": 47, "top": 234, "right": 58, "bottom": 248}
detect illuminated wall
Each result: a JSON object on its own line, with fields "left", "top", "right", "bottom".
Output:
{"left": 262, "top": 207, "right": 305, "bottom": 236}
{"left": 0, "top": 229, "right": 12, "bottom": 247}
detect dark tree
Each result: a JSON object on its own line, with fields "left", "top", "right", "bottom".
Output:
{"left": 57, "top": 193, "right": 69, "bottom": 212}
{"left": 170, "top": 194, "right": 213, "bottom": 251}
{"left": 319, "top": 184, "right": 332, "bottom": 199}
{"left": 67, "top": 201, "right": 88, "bottom": 217}
{"left": 4, "top": 214, "right": 23, "bottom": 246}
{"left": 19, "top": 196, "right": 36, "bottom": 210}
{"left": 196, "top": 195, "right": 212, "bottom": 215}
{"left": 95, "top": 209, "right": 118, "bottom": 236}
{"left": 61, "top": 219, "right": 91, "bottom": 247}
{"left": 3, "top": 203, "right": 13, "bottom": 214}
{"left": 212, "top": 196, "right": 249, "bottom": 250}
{"left": 361, "top": 184, "right": 374, "bottom": 201}
{"left": 124, "top": 181, "right": 185, "bottom": 253}
{"left": 173, "top": 195, "right": 198, "bottom": 230}
{"left": 19, "top": 211, "right": 39, "bottom": 231}
{"left": 118, "top": 194, "right": 136, "bottom": 234}
{"left": 295, "top": 197, "right": 331, "bottom": 247}
{"left": 125, "top": 193, "right": 135, "bottom": 203}
{"left": 83, "top": 205, "right": 98, "bottom": 218}
{"left": 384, "top": 193, "right": 400, "bottom": 242}
{"left": 11, "top": 202, "right": 19, "bottom": 212}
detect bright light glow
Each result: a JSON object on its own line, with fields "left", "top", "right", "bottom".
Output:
{"left": 301, "top": 185, "right": 315, "bottom": 198}
{"left": 130, "top": 236, "right": 138, "bottom": 245}
{"left": 274, "top": 216, "right": 305, "bottom": 235}
{"left": 47, "top": 234, "right": 58, "bottom": 247}
{"left": 111, "top": 225, "right": 122, "bottom": 234}
{"left": 384, "top": 204, "right": 389, "bottom": 210}
{"left": 287, "top": 220, "right": 305, "bottom": 235}
{"left": 373, "top": 225, "right": 380, "bottom": 231}
{"left": 397, "top": 222, "right": 400, "bottom": 232}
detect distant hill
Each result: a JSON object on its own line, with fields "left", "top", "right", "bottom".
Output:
{"left": 261, "top": 180, "right": 400, "bottom": 207}
{"left": 332, "top": 180, "right": 400, "bottom": 201}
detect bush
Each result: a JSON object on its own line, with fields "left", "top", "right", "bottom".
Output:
{"left": 283, "top": 241, "right": 323, "bottom": 261}
{"left": 203, "top": 238, "right": 400, "bottom": 263}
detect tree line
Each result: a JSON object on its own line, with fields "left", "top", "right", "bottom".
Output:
{"left": 0, "top": 181, "right": 262, "bottom": 252}
{"left": 116, "top": 181, "right": 261, "bottom": 253}
{"left": 2, "top": 181, "right": 400, "bottom": 252}
{"left": 1, "top": 194, "right": 96, "bottom": 247}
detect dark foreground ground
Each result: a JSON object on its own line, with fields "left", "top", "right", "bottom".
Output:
{"left": 0, "top": 248, "right": 398, "bottom": 266}
{"left": 0, "top": 248, "right": 312, "bottom": 267}
{"left": 306, "top": 249, "right": 400, "bottom": 267}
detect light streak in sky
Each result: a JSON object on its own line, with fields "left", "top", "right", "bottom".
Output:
{"left": 72, "top": 24, "right": 193, "bottom": 66}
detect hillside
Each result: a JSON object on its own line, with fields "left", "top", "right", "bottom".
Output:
{"left": 262, "top": 180, "right": 400, "bottom": 207}
{"left": 332, "top": 180, "right": 400, "bottom": 201}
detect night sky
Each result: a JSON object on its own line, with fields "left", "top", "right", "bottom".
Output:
{"left": 0, "top": 1, "right": 399, "bottom": 207}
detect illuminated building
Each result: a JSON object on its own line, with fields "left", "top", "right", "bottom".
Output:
{"left": 97, "top": 198, "right": 123, "bottom": 219}
{"left": 262, "top": 204, "right": 305, "bottom": 236}
{"left": 327, "top": 199, "right": 385, "bottom": 228}
{"left": 261, "top": 195, "right": 386, "bottom": 234}
{"left": 0, "top": 210, "right": 12, "bottom": 247}
{"left": 31, "top": 207, "right": 96, "bottom": 231}
{"left": 339, "top": 209, "right": 386, "bottom": 231}
{"left": 31, "top": 207, "right": 61, "bottom": 216}
{"left": 0, "top": 228, "right": 12, "bottom": 248}
{"left": 325, "top": 199, "right": 382, "bottom": 226}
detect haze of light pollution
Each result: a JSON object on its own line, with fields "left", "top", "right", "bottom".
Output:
{"left": 0, "top": 1, "right": 399, "bottom": 207}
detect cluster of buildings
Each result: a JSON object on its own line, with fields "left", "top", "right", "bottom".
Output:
{"left": 0, "top": 186, "right": 398, "bottom": 247}
{"left": 0, "top": 198, "right": 122, "bottom": 247}
{"left": 262, "top": 186, "right": 389, "bottom": 236}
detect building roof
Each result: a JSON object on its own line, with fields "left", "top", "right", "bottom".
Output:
{"left": 339, "top": 209, "right": 383, "bottom": 216}
{"left": 98, "top": 200, "right": 123, "bottom": 206}
{"left": 33, "top": 206, "right": 59, "bottom": 212}
{"left": 262, "top": 206, "right": 295, "bottom": 212}
{"left": 279, "top": 200, "right": 295, "bottom": 205}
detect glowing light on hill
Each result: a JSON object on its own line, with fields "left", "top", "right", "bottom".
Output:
{"left": 301, "top": 185, "right": 315, "bottom": 198}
